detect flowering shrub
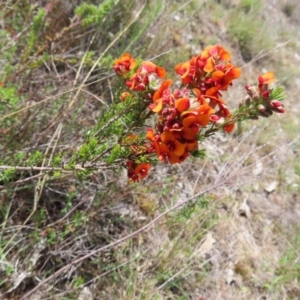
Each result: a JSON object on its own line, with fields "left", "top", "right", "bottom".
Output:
{"left": 113, "top": 45, "right": 285, "bottom": 182}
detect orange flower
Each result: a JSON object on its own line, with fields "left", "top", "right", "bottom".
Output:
{"left": 146, "top": 128, "right": 161, "bottom": 157}
{"left": 212, "top": 104, "right": 235, "bottom": 133}
{"left": 186, "top": 140, "right": 198, "bottom": 151}
{"left": 258, "top": 72, "right": 275, "bottom": 85}
{"left": 203, "top": 57, "right": 215, "bottom": 73}
{"left": 134, "top": 163, "right": 151, "bottom": 180}
{"left": 153, "top": 79, "right": 173, "bottom": 102}
{"left": 139, "top": 61, "right": 166, "bottom": 78}
{"left": 160, "top": 132, "right": 186, "bottom": 164}
{"left": 113, "top": 53, "right": 136, "bottom": 76}
{"left": 127, "top": 161, "right": 151, "bottom": 182}
{"left": 181, "top": 124, "right": 198, "bottom": 140}
{"left": 211, "top": 66, "right": 241, "bottom": 91}
{"left": 126, "top": 61, "right": 166, "bottom": 91}
{"left": 181, "top": 103, "right": 213, "bottom": 127}
{"left": 150, "top": 79, "right": 173, "bottom": 113}
{"left": 174, "top": 58, "right": 196, "bottom": 85}
{"left": 198, "top": 45, "right": 231, "bottom": 74}
{"left": 201, "top": 45, "right": 231, "bottom": 62}
{"left": 175, "top": 97, "right": 190, "bottom": 112}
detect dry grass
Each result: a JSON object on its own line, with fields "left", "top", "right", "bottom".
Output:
{"left": 1, "top": 0, "right": 300, "bottom": 299}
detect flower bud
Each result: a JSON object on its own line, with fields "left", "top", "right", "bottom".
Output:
{"left": 245, "top": 85, "right": 259, "bottom": 100}
{"left": 245, "top": 96, "right": 251, "bottom": 106}
{"left": 270, "top": 100, "right": 282, "bottom": 108}
{"left": 210, "top": 115, "right": 220, "bottom": 122}
{"left": 135, "top": 83, "right": 146, "bottom": 91}
{"left": 166, "top": 115, "right": 174, "bottom": 122}
{"left": 245, "top": 85, "right": 251, "bottom": 91}
{"left": 261, "top": 90, "right": 270, "bottom": 98}
{"left": 171, "top": 108, "right": 177, "bottom": 117}
{"left": 258, "top": 104, "right": 266, "bottom": 112}
{"left": 274, "top": 106, "right": 285, "bottom": 113}
{"left": 259, "top": 108, "right": 273, "bottom": 117}
{"left": 172, "top": 123, "right": 180, "bottom": 129}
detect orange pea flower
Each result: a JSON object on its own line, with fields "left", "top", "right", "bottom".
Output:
{"left": 139, "top": 61, "right": 166, "bottom": 78}
{"left": 126, "top": 61, "right": 166, "bottom": 91}
{"left": 200, "top": 45, "right": 231, "bottom": 62}
{"left": 197, "top": 45, "right": 231, "bottom": 74}
{"left": 127, "top": 161, "right": 151, "bottom": 182}
{"left": 174, "top": 58, "right": 196, "bottom": 85}
{"left": 211, "top": 104, "right": 235, "bottom": 133}
{"left": 160, "top": 132, "right": 186, "bottom": 164}
{"left": 150, "top": 79, "right": 173, "bottom": 113}
{"left": 113, "top": 53, "right": 136, "bottom": 76}
{"left": 211, "top": 66, "right": 241, "bottom": 91}
{"left": 175, "top": 97, "right": 190, "bottom": 112}
{"left": 146, "top": 128, "right": 161, "bottom": 157}
{"left": 258, "top": 72, "right": 275, "bottom": 85}
{"left": 134, "top": 163, "right": 151, "bottom": 180}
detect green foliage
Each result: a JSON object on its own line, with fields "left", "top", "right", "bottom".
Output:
{"left": 13, "top": 152, "right": 26, "bottom": 164}
{"left": 191, "top": 149, "right": 206, "bottom": 159}
{"left": 47, "top": 228, "right": 57, "bottom": 245}
{"left": 21, "top": 7, "right": 46, "bottom": 62}
{"left": 53, "top": 154, "right": 63, "bottom": 167}
{"left": 73, "top": 276, "right": 85, "bottom": 288}
{"left": 0, "top": 85, "right": 21, "bottom": 128}
{"left": 68, "top": 210, "right": 89, "bottom": 229}
{"left": 271, "top": 86, "right": 286, "bottom": 101}
{"left": 0, "top": 85, "right": 19, "bottom": 106}
{"left": 28, "top": 150, "right": 43, "bottom": 166}
{"left": 32, "top": 8, "right": 46, "bottom": 34}
{"left": 106, "top": 144, "right": 123, "bottom": 164}
{"left": 75, "top": 0, "right": 118, "bottom": 27}
{"left": 0, "top": 168, "right": 16, "bottom": 183}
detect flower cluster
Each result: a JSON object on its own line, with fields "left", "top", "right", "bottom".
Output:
{"left": 146, "top": 83, "right": 213, "bottom": 164}
{"left": 174, "top": 45, "right": 242, "bottom": 133}
{"left": 113, "top": 45, "right": 285, "bottom": 182}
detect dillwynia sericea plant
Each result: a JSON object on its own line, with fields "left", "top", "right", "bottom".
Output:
{"left": 112, "top": 45, "right": 285, "bottom": 182}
